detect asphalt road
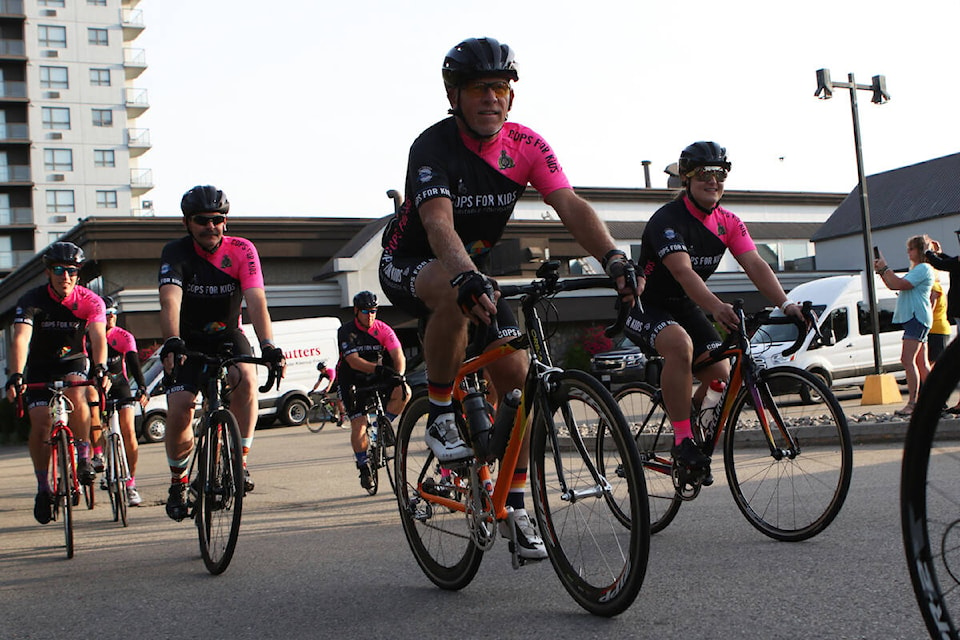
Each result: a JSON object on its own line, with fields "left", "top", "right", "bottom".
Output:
{"left": 0, "top": 407, "right": 932, "bottom": 640}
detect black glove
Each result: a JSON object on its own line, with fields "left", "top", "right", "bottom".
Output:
{"left": 159, "top": 336, "right": 187, "bottom": 361}
{"left": 5, "top": 372, "right": 22, "bottom": 392}
{"left": 450, "top": 271, "right": 496, "bottom": 317}
{"left": 374, "top": 364, "right": 400, "bottom": 380}
{"left": 261, "top": 343, "right": 285, "bottom": 367}
{"left": 90, "top": 363, "right": 108, "bottom": 390}
{"left": 602, "top": 250, "right": 638, "bottom": 298}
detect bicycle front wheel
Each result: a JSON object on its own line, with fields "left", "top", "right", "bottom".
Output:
{"left": 724, "top": 366, "right": 852, "bottom": 542}
{"left": 196, "top": 409, "right": 244, "bottom": 575}
{"left": 54, "top": 430, "right": 74, "bottom": 559}
{"left": 306, "top": 398, "right": 334, "bottom": 433}
{"left": 109, "top": 434, "right": 129, "bottom": 527}
{"left": 902, "top": 338, "right": 960, "bottom": 639}
{"left": 611, "top": 383, "right": 682, "bottom": 533}
{"left": 395, "top": 392, "right": 483, "bottom": 591}
{"left": 531, "top": 370, "right": 649, "bottom": 617}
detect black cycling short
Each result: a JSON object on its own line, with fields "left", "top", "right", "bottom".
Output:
{"left": 339, "top": 376, "right": 399, "bottom": 420}
{"left": 164, "top": 328, "right": 252, "bottom": 396}
{"left": 624, "top": 297, "right": 722, "bottom": 360}
{"left": 107, "top": 377, "right": 136, "bottom": 409}
{"left": 24, "top": 356, "right": 89, "bottom": 410}
{"left": 379, "top": 254, "right": 522, "bottom": 348}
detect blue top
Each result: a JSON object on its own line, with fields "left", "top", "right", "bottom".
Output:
{"left": 892, "top": 262, "right": 934, "bottom": 327}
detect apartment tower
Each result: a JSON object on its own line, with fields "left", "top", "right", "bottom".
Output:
{"left": 0, "top": 0, "right": 151, "bottom": 276}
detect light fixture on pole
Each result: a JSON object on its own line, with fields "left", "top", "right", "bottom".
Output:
{"left": 815, "top": 68, "right": 896, "bottom": 404}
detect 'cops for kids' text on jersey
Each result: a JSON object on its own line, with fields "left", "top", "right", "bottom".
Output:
{"left": 382, "top": 117, "right": 571, "bottom": 261}
{"left": 158, "top": 235, "right": 265, "bottom": 341}
{"left": 14, "top": 284, "right": 105, "bottom": 365}
{"left": 638, "top": 195, "right": 756, "bottom": 303}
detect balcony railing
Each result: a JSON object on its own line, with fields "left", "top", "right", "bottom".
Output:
{"left": 0, "top": 80, "right": 26, "bottom": 99}
{"left": 0, "top": 39, "right": 25, "bottom": 57}
{"left": 0, "top": 0, "right": 24, "bottom": 15}
{"left": 121, "top": 8, "right": 145, "bottom": 41}
{"left": 0, "top": 123, "right": 28, "bottom": 140}
{"left": 124, "top": 87, "right": 149, "bottom": 115}
{"left": 0, "top": 164, "right": 31, "bottom": 182}
{"left": 0, "top": 250, "right": 34, "bottom": 271}
{"left": 130, "top": 168, "right": 153, "bottom": 191}
{"left": 0, "top": 208, "right": 32, "bottom": 225}
{"left": 123, "top": 48, "right": 147, "bottom": 78}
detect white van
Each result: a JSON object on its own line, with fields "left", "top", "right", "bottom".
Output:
{"left": 136, "top": 317, "right": 340, "bottom": 442}
{"left": 750, "top": 272, "right": 937, "bottom": 401}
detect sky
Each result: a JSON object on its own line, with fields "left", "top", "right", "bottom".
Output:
{"left": 134, "top": 0, "right": 960, "bottom": 219}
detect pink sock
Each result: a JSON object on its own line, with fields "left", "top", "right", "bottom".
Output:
{"left": 673, "top": 418, "right": 693, "bottom": 444}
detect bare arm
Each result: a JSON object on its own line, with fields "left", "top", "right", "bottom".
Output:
{"left": 420, "top": 197, "right": 477, "bottom": 280}
{"left": 387, "top": 346, "right": 406, "bottom": 376}
{"left": 8, "top": 322, "right": 31, "bottom": 375}
{"left": 86, "top": 321, "right": 108, "bottom": 368}
{"left": 243, "top": 286, "right": 274, "bottom": 346}
{"left": 662, "top": 252, "right": 735, "bottom": 326}
{"left": 737, "top": 250, "right": 790, "bottom": 306}
{"left": 159, "top": 283, "right": 182, "bottom": 340}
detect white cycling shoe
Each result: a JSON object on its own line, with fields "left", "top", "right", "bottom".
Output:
{"left": 499, "top": 507, "right": 548, "bottom": 560}
{"left": 424, "top": 412, "right": 473, "bottom": 463}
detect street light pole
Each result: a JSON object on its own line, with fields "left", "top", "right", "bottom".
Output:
{"left": 815, "top": 69, "right": 890, "bottom": 375}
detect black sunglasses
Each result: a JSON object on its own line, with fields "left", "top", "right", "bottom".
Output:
{"left": 51, "top": 265, "right": 80, "bottom": 276}
{"left": 191, "top": 214, "right": 226, "bottom": 226}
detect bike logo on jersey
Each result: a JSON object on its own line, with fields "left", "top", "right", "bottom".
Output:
{"left": 418, "top": 166, "right": 434, "bottom": 183}
{"left": 498, "top": 150, "right": 515, "bottom": 170}
{"left": 663, "top": 228, "right": 677, "bottom": 240}
{"left": 716, "top": 223, "right": 726, "bottom": 236}
{"left": 220, "top": 256, "right": 232, "bottom": 270}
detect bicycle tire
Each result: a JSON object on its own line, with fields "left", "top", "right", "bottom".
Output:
{"left": 367, "top": 441, "right": 380, "bottom": 496}
{"left": 107, "top": 434, "right": 120, "bottom": 523}
{"left": 83, "top": 475, "right": 95, "bottom": 510}
{"left": 395, "top": 392, "right": 483, "bottom": 590}
{"left": 607, "top": 382, "right": 683, "bottom": 533}
{"left": 112, "top": 433, "right": 129, "bottom": 527}
{"left": 723, "top": 366, "right": 852, "bottom": 542}
{"left": 196, "top": 409, "right": 244, "bottom": 575}
{"left": 55, "top": 430, "right": 74, "bottom": 559}
{"left": 306, "top": 398, "right": 335, "bottom": 433}
{"left": 379, "top": 415, "right": 397, "bottom": 495}
{"left": 530, "top": 370, "right": 649, "bottom": 617}
{"left": 902, "top": 337, "right": 960, "bottom": 639}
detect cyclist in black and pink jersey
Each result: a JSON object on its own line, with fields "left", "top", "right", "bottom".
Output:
{"left": 626, "top": 141, "right": 804, "bottom": 477}
{"left": 379, "top": 37, "right": 637, "bottom": 560}
{"left": 4, "top": 242, "right": 109, "bottom": 525}
{"left": 337, "top": 291, "right": 409, "bottom": 490}
{"left": 158, "top": 185, "right": 285, "bottom": 521}
{"left": 93, "top": 296, "right": 148, "bottom": 507}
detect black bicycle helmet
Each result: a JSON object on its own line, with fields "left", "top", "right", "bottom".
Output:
{"left": 316, "top": 361, "right": 327, "bottom": 372}
{"left": 678, "top": 141, "right": 731, "bottom": 176}
{"left": 180, "top": 185, "right": 230, "bottom": 216}
{"left": 442, "top": 37, "right": 518, "bottom": 89}
{"left": 102, "top": 295, "right": 118, "bottom": 315}
{"left": 353, "top": 291, "right": 378, "bottom": 309}
{"left": 42, "top": 241, "right": 85, "bottom": 267}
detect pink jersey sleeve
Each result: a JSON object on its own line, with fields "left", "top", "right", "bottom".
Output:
{"left": 372, "top": 320, "right": 402, "bottom": 351}
{"left": 73, "top": 286, "right": 107, "bottom": 324}
{"left": 109, "top": 327, "right": 138, "bottom": 354}
{"left": 221, "top": 236, "right": 265, "bottom": 291}
{"left": 711, "top": 206, "right": 756, "bottom": 257}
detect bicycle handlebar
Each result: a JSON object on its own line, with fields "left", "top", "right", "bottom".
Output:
{"left": 707, "top": 299, "right": 817, "bottom": 364}
{"left": 176, "top": 350, "right": 284, "bottom": 394}
{"left": 17, "top": 379, "right": 101, "bottom": 418}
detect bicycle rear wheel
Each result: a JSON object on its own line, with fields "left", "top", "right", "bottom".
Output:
{"left": 531, "top": 370, "right": 649, "bottom": 617}
{"left": 724, "top": 366, "right": 852, "bottom": 542}
{"left": 608, "top": 382, "right": 682, "bottom": 533}
{"left": 395, "top": 392, "right": 483, "bottom": 590}
{"left": 902, "top": 338, "right": 960, "bottom": 639}
{"left": 196, "top": 409, "right": 244, "bottom": 575}
{"left": 54, "top": 430, "right": 74, "bottom": 559}
{"left": 83, "top": 475, "right": 95, "bottom": 510}
{"left": 306, "top": 397, "right": 335, "bottom": 433}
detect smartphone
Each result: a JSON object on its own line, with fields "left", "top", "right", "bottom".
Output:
{"left": 873, "top": 246, "right": 880, "bottom": 259}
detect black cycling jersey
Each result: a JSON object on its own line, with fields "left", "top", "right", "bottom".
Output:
{"left": 381, "top": 117, "right": 570, "bottom": 263}
{"left": 14, "top": 284, "right": 105, "bottom": 368}
{"left": 637, "top": 196, "right": 756, "bottom": 304}
{"left": 158, "top": 235, "right": 264, "bottom": 344}
{"left": 336, "top": 319, "right": 399, "bottom": 388}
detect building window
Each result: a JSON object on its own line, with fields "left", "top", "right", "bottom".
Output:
{"left": 38, "top": 25, "right": 67, "bottom": 49}
{"left": 88, "top": 28, "right": 109, "bottom": 46}
{"left": 44, "top": 148, "right": 73, "bottom": 172}
{"left": 87, "top": 0, "right": 107, "bottom": 5}
{"left": 42, "top": 107, "right": 71, "bottom": 130}
{"left": 92, "top": 109, "right": 113, "bottom": 127}
{"left": 39, "top": 0, "right": 66, "bottom": 6}
{"left": 93, "top": 149, "right": 115, "bottom": 168}
{"left": 96, "top": 190, "right": 118, "bottom": 209}
{"left": 40, "top": 66, "right": 69, "bottom": 89}
{"left": 89, "top": 68, "right": 110, "bottom": 87}
{"left": 46, "top": 190, "right": 75, "bottom": 213}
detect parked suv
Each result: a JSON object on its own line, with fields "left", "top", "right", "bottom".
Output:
{"left": 590, "top": 336, "right": 659, "bottom": 388}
